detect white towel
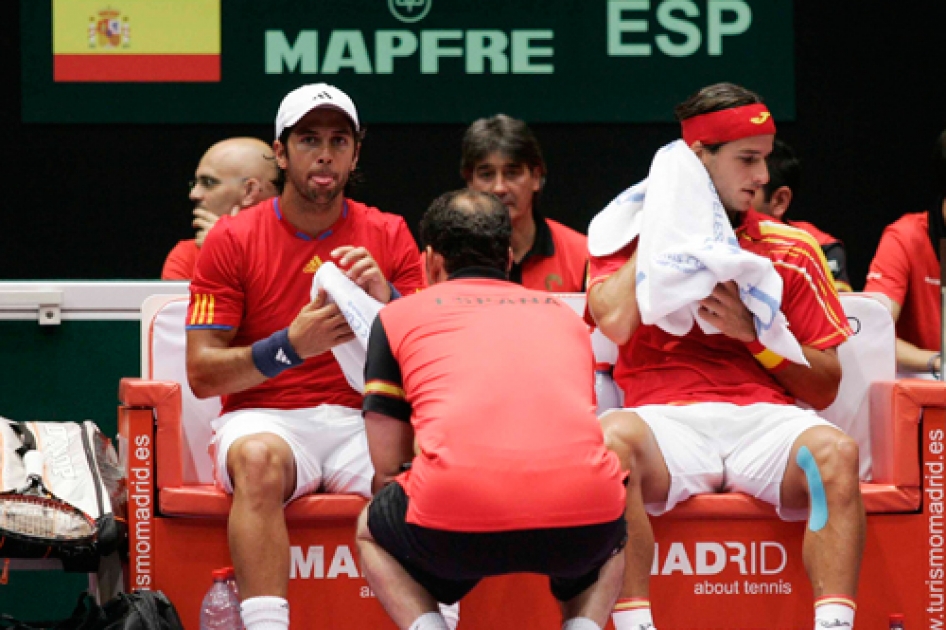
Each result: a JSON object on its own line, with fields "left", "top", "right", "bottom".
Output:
{"left": 588, "top": 140, "right": 808, "bottom": 366}
{"left": 311, "top": 262, "right": 384, "bottom": 393}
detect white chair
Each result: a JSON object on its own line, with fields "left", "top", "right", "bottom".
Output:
{"left": 140, "top": 294, "right": 220, "bottom": 484}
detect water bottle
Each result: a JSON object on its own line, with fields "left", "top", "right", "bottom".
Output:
{"left": 223, "top": 566, "right": 240, "bottom": 602}
{"left": 889, "top": 613, "right": 905, "bottom": 629}
{"left": 594, "top": 363, "right": 623, "bottom": 415}
{"left": 200, "top": 568, "right": 243, "bottom": 630}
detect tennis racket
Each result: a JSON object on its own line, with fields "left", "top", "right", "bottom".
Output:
{"left": 0, "top": 450, "right": 97, "bottom": 548}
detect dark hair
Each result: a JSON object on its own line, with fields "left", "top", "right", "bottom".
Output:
{"left": 420, "top": 189, "right": 511, "bottom": 275}
{"left": 675, "top": 82, "right": 764, "bottom": 153}
{"left": 273, "top": 120, "right": 366, "bottom": 194}
{"left": 762, "top": 139, "right": 801, "bottom": 202}
{"left": 460, "top": 114, "right": 546, "bottom": 182}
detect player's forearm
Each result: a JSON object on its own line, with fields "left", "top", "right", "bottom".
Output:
{"left": 588, "top": 256, "right": 641, "bottom": 346}
{"left": 187, "top": 345, "right": 269, "bottom": 399}
{"left": 895, "top": 338, "right": 941, "bottom": 375}
{"left": 771, "top": 345, "right": 842, "bottom": 410}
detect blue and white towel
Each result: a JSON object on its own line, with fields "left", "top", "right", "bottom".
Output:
{"left": 311, "top": 261, "right": 384, "bottom": 393}
{"left": 588, "top": 140, "right": 808, "bottom": 366}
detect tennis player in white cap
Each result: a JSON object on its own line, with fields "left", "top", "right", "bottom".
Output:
{"left": 185, "top": 83, "right": 426, "bottom": 629}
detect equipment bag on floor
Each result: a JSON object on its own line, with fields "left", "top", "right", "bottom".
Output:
{"left": 0, "top": 590, "right": 184, "bottom": 630}
{"left": 0, "top": 417, "right": 126, "bottom": 568}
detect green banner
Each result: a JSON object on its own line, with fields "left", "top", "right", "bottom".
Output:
{"left": 22, "top": 0, "right": 794, "bottom": 124}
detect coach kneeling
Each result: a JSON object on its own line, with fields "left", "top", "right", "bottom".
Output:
{"left": 356, "top": 189, "right": 627, "bottom": 630}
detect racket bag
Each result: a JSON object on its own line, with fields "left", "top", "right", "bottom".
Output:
{"left": 0, "top": 590, "right": 184, "bottom": 630}
{"left": 0, "top": 418, "right": 126, "bottom": 569}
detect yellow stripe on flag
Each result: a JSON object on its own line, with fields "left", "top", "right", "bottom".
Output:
{"left": 54, "top": 0, "right": 220, "bottom": 54}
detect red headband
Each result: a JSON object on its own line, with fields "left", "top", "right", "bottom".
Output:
{"left": 681, "top": 103, "right": 776, "bottom": 146}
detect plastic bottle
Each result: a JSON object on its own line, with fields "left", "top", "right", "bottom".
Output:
{"left": 889, "top": 613, "right": 905, "bottom": 629}
{"left": 200, "top": 568, "right": 243, "bottom": 630}
{"left": 223, "top": 566, "right": 240, "bottom": 602}
{"left": 594, "top": 363, "right": 623, "bottom": 415}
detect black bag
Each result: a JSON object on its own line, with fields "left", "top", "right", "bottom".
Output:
{"left": 0, "top": 591, "right": 184, "bottom": 630}
{"left": 100, "top": 591, "right": 184, "bottom": 630}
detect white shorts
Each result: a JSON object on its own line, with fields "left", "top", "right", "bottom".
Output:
{"left": 210, "top": 405, "right": 373, "bottom": 501}
{"left": 604, "top": 402, "right": 835, "bottom": 521}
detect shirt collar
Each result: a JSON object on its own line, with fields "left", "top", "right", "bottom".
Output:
{"left": 447, "top": 266, "right": 509, "bottom": 281}
{"left": 528, "top": 213, "right": 555, "bottom": 258}
{"left": 273, "top": 197, "right": 349, "bottom": 241}
{"left": 510, "top": 213, "right": 554, "bottom": 284}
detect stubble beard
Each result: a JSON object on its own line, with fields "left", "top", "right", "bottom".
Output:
{"left": 295, "top": 171, "right": 349, "bottom": 210}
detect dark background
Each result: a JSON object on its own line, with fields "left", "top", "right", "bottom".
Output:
{"left": 3, "top": 3, "right": 945, "bottom": 290}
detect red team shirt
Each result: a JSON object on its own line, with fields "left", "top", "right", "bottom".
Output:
{"left": 864, "top": 211, "right": 941, "bottom": 352}
{"left": 161, "top": 239, "right": 200, "bottom": 280}
{"left": 515, "top": 218, "right": 589, "bottom": 292}
{"left": 187, "top": 197, "right": 424, "bottom": 414}
{"left": 589, "top": 209, "right": 851, "bottom": 407}
{"left": 418, "top": 216, "right": 588, "bottom": 292}
{"left": 365, "top": 274, "right": 626, "bottom": 532}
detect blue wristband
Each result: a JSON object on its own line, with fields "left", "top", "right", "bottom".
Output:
{"left": 388, "top": 283, "right": 402, "bottom": 301}
{"left": 251, "top": 328, "right": 304, "bottom": 378}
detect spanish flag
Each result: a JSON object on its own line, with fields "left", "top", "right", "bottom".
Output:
{"left": 53, "top": 0, "right": 220, "bottom": 82}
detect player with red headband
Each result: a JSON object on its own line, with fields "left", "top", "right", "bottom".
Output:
{"left": 587, "top": 83, "right": 864, "bottom": 630}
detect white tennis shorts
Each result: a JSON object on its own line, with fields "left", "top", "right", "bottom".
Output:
{"left": 210, "top": 405, "right": 373, "bottom": 501}
{"left": 605, "top": 402, "right": 835, "bottom": 521}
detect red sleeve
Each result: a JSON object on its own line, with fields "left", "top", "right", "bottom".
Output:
{"left": 588, "top": 241, "right": 637, "bottom": 290}
{"left": 161, "top": 240, "right": 198, "bottom": 281}
{"left": 386, "top": 217, "right": 425, "bottom": 295}
{"left": 186, "top": 221, "right": 244, "bottom": 330}
{"left": 779, "top": 240, "right": 852, "bottom": 350}
{"left": 584, "top": 241, "right": 636, "bottom": 325}
{"left": 864, "top": 224, "right": 911, "bottom": 307}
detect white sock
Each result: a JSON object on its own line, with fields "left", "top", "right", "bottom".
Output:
{"left": 409, "top": 612, "right": 450, "bottom": 630}
{"left": 438, "top": 602, "right": 460, "bottom": 630}
{"left": 814, "top": 598, "right": 855, "bottom": 629}
{"left": 612, "top": 598, "right": 655, "bottom": 630}
{"left": 562, "top": 617, "right": 602, "bottom": 630}
{"left": 240, "top": 596, "right": 290, "bottom": 630}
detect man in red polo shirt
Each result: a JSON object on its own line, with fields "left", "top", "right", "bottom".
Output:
{"left": 588, "top": 83, "right": 864, "bottom": 630}
{"left": 461, "top": 114, "right": 588, "bottom": 292}
{"left": 186, "top": 83, "right": 424, "bottom": 630}
{"left": 162, "top": 137, "right": 278, "bottom": 280}
{"left": 864, "top": 128, "right": 945, "bottom": 378}
{"left": 357, "top": 190, "right": 627, "bottom": 630}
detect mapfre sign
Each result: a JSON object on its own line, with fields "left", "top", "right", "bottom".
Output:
{"left": 23, "top": 0, "right": 795, "bottom": 123}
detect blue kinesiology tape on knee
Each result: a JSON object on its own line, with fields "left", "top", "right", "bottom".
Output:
{"left": 796, "top": 446, "right": 828, "bottom": 532}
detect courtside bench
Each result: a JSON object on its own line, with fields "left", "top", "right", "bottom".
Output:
{"left": 118, "top": 293, "right": 941, "bottom": 628}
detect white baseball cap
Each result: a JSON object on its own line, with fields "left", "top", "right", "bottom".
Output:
{"left": 274, "top": 83, "right": 360, "bottom": 139}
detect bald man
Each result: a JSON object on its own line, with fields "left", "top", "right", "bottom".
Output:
{"left": 162, "top": 137, "right": 278, "bottom": 280}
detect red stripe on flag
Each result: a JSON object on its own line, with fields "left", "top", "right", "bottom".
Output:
{"left": 54, "top": 54, "right": 220, "bottom": 82}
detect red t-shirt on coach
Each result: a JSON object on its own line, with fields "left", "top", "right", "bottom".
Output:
{"left": 161, "top": 239, "right": 200, "bottom": 280}
{"left": 588, "top": 209, "right": 851, "bottom": 407}
{"left": 187, "top": 197, "right": 424, "bottom": 414}
{"left": 864, "top": 211, "right": 941, "bottom": 352}
{"left": 366, "top": 274, "right": 626, "bottom": 532}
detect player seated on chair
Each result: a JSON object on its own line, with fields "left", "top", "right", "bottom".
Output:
{"left": 356, "top": 189, "right": 628, "bottom": 630}
{"left": 864, "top": 127, "right": 946, "bottom": 379}
{"left": 185, "top": 83, "right": 424, "bottom": 630}
{"left": 586, "top": 82, "right": 865, "bottom": 630}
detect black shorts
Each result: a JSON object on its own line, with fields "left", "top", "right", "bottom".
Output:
{"left": 366, "top": 481, "right": 627, "bottom": 605}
